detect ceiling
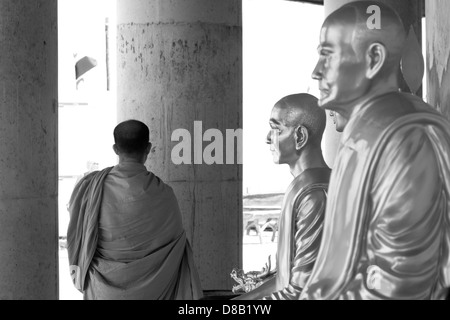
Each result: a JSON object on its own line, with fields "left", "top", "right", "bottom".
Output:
{"left": 287, "top": 0, "right": 324, "bottom": 5}
{"left": 286, "top": 0, "right": 425, "bottom": 17}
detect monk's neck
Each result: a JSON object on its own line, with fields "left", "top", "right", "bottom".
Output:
{"left": 118, "top": 154, "right": 146, "bottom": 165}
{"left": 289, "top": 147, "right": 328, "bottom": 178}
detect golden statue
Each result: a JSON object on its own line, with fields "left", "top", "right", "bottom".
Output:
{"left": 233, "top": 94, "right": 330, "bottom": 300}
{"left": 301, "top": 1, "right": 450, "bottom": 300}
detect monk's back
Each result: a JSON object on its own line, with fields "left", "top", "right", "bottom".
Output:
{"left": 97, "top": 162, "right": 183, "bottom": 262}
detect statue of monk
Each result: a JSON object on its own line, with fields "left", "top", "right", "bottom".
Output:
{"left": 301, "top": 1, "right": 450, "bottom": 300}
{"left": 234, "top": 93, "right": 331, "bottom": 300}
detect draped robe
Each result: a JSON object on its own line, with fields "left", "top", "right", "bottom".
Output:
{"left": 67, "top": 162, "right": 203, "bottom": 300}
{"left": 237, "top": 167, "right": 330, "bottom": 300}
{"left": 265, "top": 167, "right": 330, "bottom": 300}
{"left": 301, "top": 92, "right": 450, "bottom": 300}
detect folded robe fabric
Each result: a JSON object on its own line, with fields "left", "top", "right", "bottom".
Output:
{"left": 300, "top": 93, "right": 450, "bottom": 300}
{"left": 67, "top": 167, "right": 113, "bottom": 292}
{"left": 67, "top": 162, "right": 203, "bottom": 300}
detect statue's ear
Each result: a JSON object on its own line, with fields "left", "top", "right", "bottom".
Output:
{"left": 366, "top": 42, "right": 387, "bottom": 79}
{"left": 295, "top": 126, "right": 309, "bottom": 150}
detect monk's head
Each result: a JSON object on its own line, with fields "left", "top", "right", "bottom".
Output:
{"left": 113, "top": 120, "right": 151, "bottom": 163}
{"left": 312, "top": 1, "right": 406, "bottom": 113}
{"left": 266, "top": 93, "right": 326, "bottom": 165}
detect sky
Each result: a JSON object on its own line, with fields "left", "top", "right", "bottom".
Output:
{"left": 57, "top": 0, "right": 118, "bottom": 241}
{"left": 58, "top": 0, "right": 118, "bottom": 176}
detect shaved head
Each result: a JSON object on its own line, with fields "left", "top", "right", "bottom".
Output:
{"left": 312, "top": 1, "right": 407, "bottom": 110}
{"left": 325, "top": 1, "right": 406, "bottom": 73}
{"left": 113, "top": 119, "right": 150, "bottom": 154}
{"left": 274, "top": 93, "right": 326, "bottom": 145}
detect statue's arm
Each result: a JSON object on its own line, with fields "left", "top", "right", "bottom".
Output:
{"left": 262, "top": 189, "right": 327, "bottom": 300}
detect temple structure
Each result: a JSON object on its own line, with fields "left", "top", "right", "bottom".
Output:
{"left": 0, "top": 0, "right": 447, "bottom": 299}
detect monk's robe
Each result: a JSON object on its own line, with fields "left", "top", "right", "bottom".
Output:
{"left": 301, "top": 92, "right": 450, "bottom": 300}
{"left": 239, "top": 168, "right": 330, "bottom": 300}
{"left": 67, "top": 162, "right": 203, "bottom": 300}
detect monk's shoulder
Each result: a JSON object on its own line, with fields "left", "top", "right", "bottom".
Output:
{"left": 152, "top": 175, "right": 179, "bottom": 199}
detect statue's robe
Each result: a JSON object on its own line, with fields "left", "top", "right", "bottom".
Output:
{"left": 301, "top": 92, "right": 450, "bottom": 300}
{"left": 238, "top": 167, "right": 330, "bottom": 300}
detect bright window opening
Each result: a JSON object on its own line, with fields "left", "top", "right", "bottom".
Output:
{"left": 58, "top": 0, "right": 117, "bottom": 300}
{"left": 242, "top": 0, "right": 323, "bottom": 272}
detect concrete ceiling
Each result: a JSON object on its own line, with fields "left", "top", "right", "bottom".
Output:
{"left": 287, "top": 0, "right": 425, "bottom": 17}
{"left": 287, "top": 0, "right": 324, "bottom": 5}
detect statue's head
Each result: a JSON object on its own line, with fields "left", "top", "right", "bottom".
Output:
{"left": 266, "top": 93, "right": 326, "bottom": 165}
{"left": 312, "top": 1, "right": 406, "bottom": 114}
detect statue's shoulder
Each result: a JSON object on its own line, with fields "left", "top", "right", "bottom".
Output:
{"left": 343, "top": 92, "right": 446, "bottom": 151}
{"left": 372, "top": 92, "right": 439, "bottom": 116}
{"left": 360, "top": 92, "right": 443, "bottom": 132}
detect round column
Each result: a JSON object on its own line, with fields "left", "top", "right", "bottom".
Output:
{"left": 117, "top": 0, "right": 242, "bottom": 291}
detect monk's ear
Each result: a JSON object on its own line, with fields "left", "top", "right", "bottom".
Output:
{"left": 113, "top": 144, "right": 119, "bottom": 155}
{"left": 145, "top": 142, "right": 152, "bottom": 155}
{"left": 366, "top": 42, "right": 387, "bottom": 79}
{"left": 294, "top": 126, "right": 309, "bottom": 151}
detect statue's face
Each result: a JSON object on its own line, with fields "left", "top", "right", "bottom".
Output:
{"left": 266, "top": 107, "right": 297, "bottom": 165}
{"left": 312, "top": 21, "right": 368, "bottom": 110}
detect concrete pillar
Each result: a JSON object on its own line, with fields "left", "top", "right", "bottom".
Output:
{"left": 0, "top": 1, "right": 58, "bottom": 299}
{"left": 117, "top": 0, "right": 242, "bottom": 291}
{"left": 426, "top": 0, "right": 450, "bottom": 120}
{"left": 321, "top": 0, "right": 423, "bottom": 167}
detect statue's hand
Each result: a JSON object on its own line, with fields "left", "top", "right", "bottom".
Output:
{"left": 230, "top": 256, "right": 274, "bottom": 294}
{"left": 255, "top": 255, "right": 272, "bottom": 280}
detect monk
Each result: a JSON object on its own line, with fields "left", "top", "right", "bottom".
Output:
{"left": 234, "top": 93, "right": 331, "bottom": 300}
{"left": 67, "top": 119, "right": 203, "bottom": 300}
{"left": 302, "top": 1, "right": 450, "bottom": 300}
